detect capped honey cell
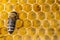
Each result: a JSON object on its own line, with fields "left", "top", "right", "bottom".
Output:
{"left": 18, "top": 27, "right": 27, "bottom": 35}
{"left": 43, "top": 20, "right": 50, "bottom": 28}
{"left": 23, "top": 4, "right": 32, "bottom": 12}
{"left": 46, "top": 12, "right": 55, "bottom": 20}
{"left": 33, "top": 4, "right": 41, "bottom": 12}
{"left": 14, "top": 35, "right": 22, "bottom": 40}
{"left": 10, "top": 0, "right": 18, "bottom": 4}
{"left": 42, "top": 4, "right": 50, "bottom": 12}
{"left": 19, "top": 0, "right": 27, "bottom": 4}
{"left": 47, "top": 0, "right": 55, "bottom": 4}
{"left": 14, "top": 4, "right": 22, "bottom": 12}
{"left": 28, "top": 27, "right": 36, "bottom": 36}
{"left": 38, "top": 11, "right": 45, "bottom": 20}
{"left": 24, "top": 19, "right": 31, "bottom": 28}
{"left": 28, "top": 11, "right": 36, "bottom": 20}
{"left": 56, "top": 11, "right": 60, "bottom": 20}
{"left": 19, "top": 11, "right": 27, "bottom": 20}
{"left": 33, "top": 19, "right": 41, "bottom": 28}
{"left": 5, "top": 3, "right": 14, "bottom": 12}
{"left": 51, "top": 3, "right": 59, "bottom": 12}
{"left": 28, "top": 0, "right": 36, "bottom": 4}
{"left": 37, "top": 0, "right": 45, "bottom": 5}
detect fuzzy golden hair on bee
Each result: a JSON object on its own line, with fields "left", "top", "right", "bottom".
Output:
{"left": 8, "top": 11, "right": 19, "bottom": 34}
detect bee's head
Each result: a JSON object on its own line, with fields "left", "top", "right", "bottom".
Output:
{"left": 9, "top": 11, "right": 19, "bottom": 19}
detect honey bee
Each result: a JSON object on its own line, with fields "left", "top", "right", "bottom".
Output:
{"left": 8, "top": 11, "right": 19, "bottom": 34}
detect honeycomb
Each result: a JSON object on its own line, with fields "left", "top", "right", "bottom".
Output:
{"left": 0, "top": 0, "right": 60, "bottom": 40}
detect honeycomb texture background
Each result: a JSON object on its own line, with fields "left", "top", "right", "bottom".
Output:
{"left": 0, "top": 0, "right": 60, "bottom": 40}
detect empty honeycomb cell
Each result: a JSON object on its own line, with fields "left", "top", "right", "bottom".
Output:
{"left": 5, "top": 3, "right": 14, "bottom": 12}
{"left": 53, "top": 35, "right": 58, "bottom": 40}
{"left": 51, "top": 19, "right": 59, "bottom": 28}
{"left": 1, "top": 11, "right": 8, "bottom": 20}
{"left": 18, "top": 27, "right": 26, "bottom": 35}
{"left": 51, "top": 4, "right": 59, "bottom": 12}
{"left": 46, "top": 12, "right": 55, "bottom": 20}
{"left": 37, "top": 0, "right": 45, "bottom": 5}
{"left": 33, "top": 19, "right": 41, "bottom": 28}
{"left": 38, "top": 11, "right": 45, "bottom": 20}
{"left": 0, "top": 4, "right": 4, "bottom": 12}
{"left": 42, "top": 4, "right": 50, "bottom": 12}
{"left": 56, "top": 0, "right": 60, "bottom": 4}
{"left": 0, "top": 20, "right": 4, "bottom": 28}
{"left": 15, "top": 19, "right": 23, "bottom": 29}
{"left": 10, "top": 0, "right": 18, "bottom": 4}
{"left": 23, "top": 4, "right": 32, "bottom": 12}
{"left": 28, "top": 0, "right": 36, "bottom": 4}
{"left": 33, "top": 4, "right": 41, "bottom": 12}
{"left": 1, "top": 27, "right": 8, "bottom": 35}
{"left": 38, "top": 27, "right": 45, "bottom": 36}
{"left": 0, "top": 37, "right": 5, "bottom": 40}
{"left": 47, "top": 0, "right": 55, "bottom": 4}
{"left": 14, "top": 35, "right": 22, "bottom": 40}
{"left": 19, "top": 11, "right": 27, "bottom": 20}
{"left": 14, "top": 4, "right": 22, "bottom": 12}
{"left": 28, "top": 27, "right": 36, "bottom": 36}
{"left": 56, "top": 11, "right": 60, "bottom": 20}
{"left": 47, "top": 28, "right": 55, "bottom": 36}
{"left": 5, "top": 35, "right": 13, "bottom": 40}
{"left": 23, "top": 35, "right": 32, "bottom": 40}
{"left": 57, "top": 28, "right": 60, "bottom": 36}
{"left": 19, "top": 0, "right": 27, "bottom": 4}
{"left": 24, "top": 19, "right": 31, "bottom": 28}
{"left": 28, "top": 11, "right": 36, "bottom": 20}
{"left": 0, "top": 0, "right": 8, "bottom": 4}
{"left": 43, "top": 20, "right": 50, "bottom": 28}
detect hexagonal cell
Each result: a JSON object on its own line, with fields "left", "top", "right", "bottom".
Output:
{"left": 28, "top": 0, "right": 36, "bottom": 4}
{"left": 24, "top": 19, "right": 31, "bottom": 28}
{"left": 56, "top": 0, "right": 60, "bottom": 4}
{"left": 51, "top": 3, "right": 59, "bottom": 12}
{"left": 18, "top": 27, "right": 27, "bottom": 35}
{"left": 53, "top": 35, "right": 58, "bottom": 40}
{"left": 23, "top": 35, "right": 32, "bottom": 40}
{"left": 33, "top": 19, "right": 41, "bottom": 28}
{"left": 28, "top": 27, "right": 36, "bottom": 36}
{"left": 1, "top": 27, "right": 8, "bottom": 35}
{"left": 14, "top": 35, "right": 22, "bottom": 40}
{"left": 50, "top": 19, "right": 59, "bottom": 28}
{"left": 33, "top": 4, "right": 41, "bottom": 12}
{"left": 23, "top": 4, "right": 32, "bottom": 12}
{"left": 46, "top": 12, "right": 55, "bottom": 20}
{"left": 5, "top": 35, "right": 13, "bottom": 40}
{"left": 19, "top": 11, "right": 27, "bottom": 20}
{"left": 37, "top": 0, "right": 45, "bottom": 5}
{"left": 0, "top": 4, "right": 4, "bottom": 12}
{"left": 0, "top": 20, "right": 4, "bottom": 28}
{"left": 0, "top": 0, "right": 8, "bottom": 4}
{"left": 47, "top": 28, "right": 55, "bottom": 36}
{"left": 56, "top": 11, "right": 60, "bottom": 20}
{"left": 43, "top": 20, "right": 50, "bottom": 28}
{"left": 19, "top": 0, "right": 27, "bottom": 4}
{"left": 44, "top": 35, "right": 51, "bottom": 40}
{"left": 0, "top": 37, "right": 5, "bottom": 40}
{"left": 28, "top": 11, "right": 36, "bottom": 20}
{"left": 5, "top": 3, "right": 14, "bottom": 12}
{"left": 1, "top": 11, "right": 8, "bottom": 20}
{"left": 14, "top": 4, "right": 22, "bottom": 12}
{"left": 42, "top": 4, "right": 50, "bottom": 12}
{"left": 38, "top": 11, "right": 45, "bottom": 20}
{"left": 47, "top": 0, "right": 55, "bottom": 4}
{"left": 10, "top": 0, "right": 18, "bottom": 4}
{"left": 57, "top": 28, "right": 60, "bottom": 36}
{"left": 15, "top": 19, "right": 23, "bottom": 29}
{"left": 38, "top": 27, "right": 45, "bottom": 36}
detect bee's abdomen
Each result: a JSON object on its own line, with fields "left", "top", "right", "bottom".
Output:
{"left": 8, "top": 18, "right": 16, "bottom": 34}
